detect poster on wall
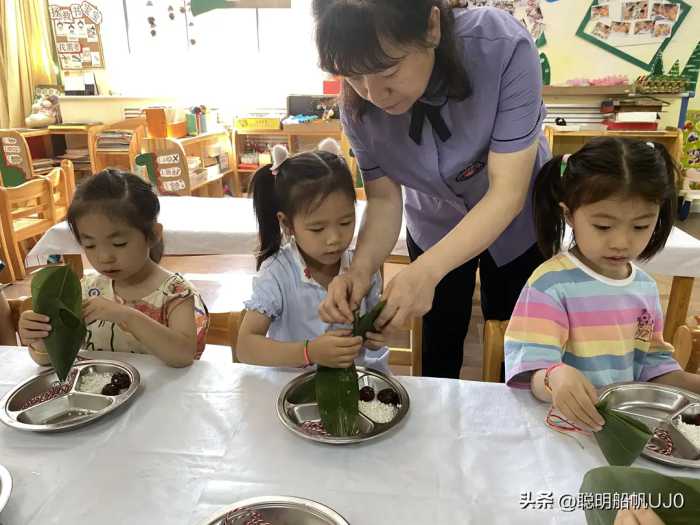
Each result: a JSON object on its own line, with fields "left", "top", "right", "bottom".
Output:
{"left": 48, "top": 1, "right": 105, "bottom": 70}
{"left": 448, "top": 0, "right": 548, "bottom": 46}
{"left": 577, "top": 0, "right": 691, "bottom": 70}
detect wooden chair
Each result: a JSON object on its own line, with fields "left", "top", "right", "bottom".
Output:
{"left": 483, "top": 320, "right": 509, "bottom": 383}
{"left": 671, "top": 323, "right": 700, "bottom": 373}
{"left": 140, "top": 138, "right": 225, "bottom": 197}
{"left": 0, "top": 177, "right": 57, "bottom": 280}
{"left": 0, "top": 228, "right": 15, "bottom": 283}
{"left": 94, "top": 117, "right": 146, "bottom": 173}
{"left": 0, "top": 129, "right": 33, "bottom": 187}
{"left": 38, "top": 159, "right": 76, "bottom": 221}
{"left": 203, "top": 311, "right": 240, "bottom": 362}
{"left": 388, "top": 317, "right": 422, "bottom": 376}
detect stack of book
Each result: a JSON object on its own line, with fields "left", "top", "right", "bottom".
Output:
{"left": 57, "top": 149, "right": 91, "bottom": 173}
{"left": 32, "top": 158, "right": 58, "bottom": 176}
{"left": 601, "top": 98, "right": 664, "bottom": 131}
{"left": 96, "top": 130, "right": 134, "bottom": 152}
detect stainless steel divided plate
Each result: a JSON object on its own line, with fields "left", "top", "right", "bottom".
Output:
{"left": 199, "top": 496, "right": 349, "bottom": 525}
{"left": 277, "top": 367, "right": 409, "bottom": 444}
{"left": 0, "top": 464, "right": 11, "bottom": 513}
{"left": 599, "top": 382, "right": 700, "bottom": 469}
{"left": 0, "top": 360, "right": 140, "bottom": 432}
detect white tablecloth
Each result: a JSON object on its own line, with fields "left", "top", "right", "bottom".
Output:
{"left": 1, "top": 348, "right": 697, "bottom": 524}
{"left": 25, "top": 197, "right": 409, "bottom": 266}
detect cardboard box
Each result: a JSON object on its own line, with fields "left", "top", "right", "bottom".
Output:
{"left": 235, "top": 117, "right": 282, "bottom": 130}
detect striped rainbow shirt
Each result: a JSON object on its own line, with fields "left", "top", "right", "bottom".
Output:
{"left": 505, "top": 252, "right": 680, "bottom": 389}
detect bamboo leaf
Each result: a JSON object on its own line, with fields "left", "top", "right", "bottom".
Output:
{"left": 315, "top": 365, "right": 360, "bottom": 437}
{"left": 580, "top": 466, "right": 700, "bottom": 525}
{"left": 31, "top": 266, "right": 86, "bottom": 381}
{"left": 353, "top": 301, "right": 386, "bottom": 340}
{"left": 594, "top": 401, "right": 652, "bottom": 466}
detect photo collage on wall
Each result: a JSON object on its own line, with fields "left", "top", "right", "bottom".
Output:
{"left": 587, "top": 0, "right": 683, "bottom": 47}
{"left": 49, "top": 0, "right": 105, "bottom": 70}
{"left": 448, "top": 0, "right": 547, "bottom": 45}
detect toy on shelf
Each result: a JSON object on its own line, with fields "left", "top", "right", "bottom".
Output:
{"left": 25, "top": 94, "right": 62, "bottom": 128}
{"left": 679, "top": 110, "right": 700, "bottom": 220}
{"left": 635, "top": 44, "right": 700, "bottom": 94}
{"left": 565, "top": 75, "right": 630, "bottom": 87}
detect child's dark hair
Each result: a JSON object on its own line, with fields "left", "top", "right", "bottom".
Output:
{"left": 533, "top": 137, "right": 678, "bottom": 260}
{"left": 67, "top": 169, "right": 164, "bottom": 262}
{"left": 312, "top": 0, "right": 471, "bottom": 120}
{"left": 250, "top": 149, "right": 356, "bottom": 270}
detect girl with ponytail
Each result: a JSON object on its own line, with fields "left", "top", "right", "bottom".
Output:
{"left": 506, "top": 137, "right": 700, "bottom": 431}
{"left": 238, "top": 139, "right": 390, "bottom": 372}
{"left": 20, "top": 169, "right": 209, "bottom": 367}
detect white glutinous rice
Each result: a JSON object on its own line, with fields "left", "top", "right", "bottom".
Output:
{"left": 676, "top": 421, "right": 700, "bottom": 451}
{"left": 359, "top": 399, "right": 398, "bottom": 424}
{"left": 77, "top": 372, "right": 112, "bottom": 394}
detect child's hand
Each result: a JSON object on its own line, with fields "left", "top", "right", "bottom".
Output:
{"left": 309, "top": 329, "right": 363, "bottom": 368}
{"left": 83, "top": 297, "right": 131, "bottom": 327}
{"left": 19, "top": 310, "right": 51, "bottom": 347}
{"left": 364, "top": 331, "right": 386, "bottom": 350}
{"left": 614, "top": 508, "right": 665, "bottom": 525}
{"left": 548, "top": 364, "right": 605, "bottom": 431}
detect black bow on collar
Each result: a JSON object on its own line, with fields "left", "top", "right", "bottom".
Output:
{"left": 408, "top": 60, "right": 452, "bottom": 146}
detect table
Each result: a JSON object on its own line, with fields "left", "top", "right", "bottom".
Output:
{"left": 2, "top": 348, "right": 697, "bottom": 524}
{"left": 25, "top": 196, "right": 408, "bottom": 269}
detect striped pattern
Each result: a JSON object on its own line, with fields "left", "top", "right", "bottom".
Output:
{"left": 505, "top": 253, "right": 680, "bottom": 389}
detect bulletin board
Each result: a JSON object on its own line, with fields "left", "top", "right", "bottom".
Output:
{"left": 576, "top": 0, "right": 691, "bottom": 70}
{"left": 48, "top": 0, "right": 105, "bottom": 70}
{"left": 449, "top": 1, "right": 548, "bottom": 47}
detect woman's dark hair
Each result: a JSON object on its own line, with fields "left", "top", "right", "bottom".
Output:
{"left": 533, "top": 137, "right": 678, "bottom": 260}
{"left": 312, "top": 0, "right": 470, "bottom": 120}
{"left": 250, "top": 149, "right": 356, "bottom": 270}
{"left": 67, "top": 169, "right": 164, "bottom": 262}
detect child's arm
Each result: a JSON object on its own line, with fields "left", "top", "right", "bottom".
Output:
{"left": 237, "top": 310, "right": 363, "bottom": 368}
{"left": 651, "top": 370, "right": 700, "bottom": 394}
{"left": 505, "top": 277, "right": 604, "bottom": 431}
{"left": 0, "top": 291, "right": 16, "bottom": 345}
{"left": 530, "top": 365, "right": 604, "bottom": 431}
{"left": 83, "top": 296, "right": 197, "bottom": 367}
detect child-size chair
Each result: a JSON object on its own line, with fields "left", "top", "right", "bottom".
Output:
{"left": 38, "top": 160, "right": 76, "bottom": 221}
{"left": 0, "top": 178, "right": 57, "bottom": 280}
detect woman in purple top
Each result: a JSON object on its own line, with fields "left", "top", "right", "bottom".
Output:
{"left": 313, "top": 0, "right": 550, "bottom": 379}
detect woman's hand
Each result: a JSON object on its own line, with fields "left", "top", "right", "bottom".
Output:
{"left": 548, "top": 364, "right": 605, "bottom": 432}
{"left": 83, "top": 297, "right": 132, "bottom": 328}
{"left": 375, "top": 257, "right": 440, "bottom": 332}
{"left": 319, "top": 268, "right": 373, "bottom": 325}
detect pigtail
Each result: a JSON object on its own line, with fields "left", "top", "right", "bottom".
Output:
{"left": 250, "top": 165, "right": 282, "bottom": 270}
{"left": 639, "top": 142, "right": 678, "bottom": 260}
{"left": 533, "top": 155, "right": 567, "bottom": 258}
